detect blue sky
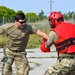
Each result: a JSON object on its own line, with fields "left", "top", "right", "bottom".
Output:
{"left": 0, "top": 0, "right": 75, "bottom": 16}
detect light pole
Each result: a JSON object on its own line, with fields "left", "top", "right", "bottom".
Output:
{"left": 50, "top": 0, "right": 52, "bottom": 13}
{"left": 3, "top": 14, "right": 5, "bottom": 25}
{"left": 50, "top": 0, "right": 54, "bottom": 13}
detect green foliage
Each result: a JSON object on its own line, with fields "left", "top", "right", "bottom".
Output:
{"left": 0, "top": 6, "right": 8, "bottom": 17}
{"left": 16, "top": 10, "right": 25, "bottom": 14}
{"left": 26, "top": 34, "right": 41, "bottom": 48}
{"left": 38, "top": 10, "right": 47, "bottom": 21}
{"left": 0, "top": 6, "right": 16, "bottom": 17}
{"left": 0, "top": 6, "right": 16, "bottom": 24}
{"left": 64, "top": 11, "right": 75, "bottom": 20}
{"left": 1, "top": 5, "right": 75, "bottom": 24}
{"left": 38, "top": 10, "right": 44, "bottom": 20}
{"left": 26, "top": 12, "right": 39, "bottom": 22}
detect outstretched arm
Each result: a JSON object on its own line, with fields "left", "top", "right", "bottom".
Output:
{"left": 36, "top": 29, "right": 48, "bottom": 39}
{"left": 40, "top": 31, "right": 58, "bottom": 52}
{"left": 0, "top": 23, "right": 14, "bottom": 34}
{"left": 0, "top": 26, "right": 5, "bottom": 34}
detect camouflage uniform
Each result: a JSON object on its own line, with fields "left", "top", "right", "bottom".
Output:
{"left": 44, "top": 31, "right": 75, "bottom": 75}
{"left": 0, "top": 23, "right": 37, "bottom": 75}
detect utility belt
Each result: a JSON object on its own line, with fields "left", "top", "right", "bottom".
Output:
{"left": 10, "top": 49, "right": 25, "bottom": 52}
{"left": 56, "top": 38, "right": 75, "bottom": 51}
{"left": 59, "top": 53, "right": 75, "bottom": 59}
{"left": 59, "top": 56, "right": 75, "bottom": 59}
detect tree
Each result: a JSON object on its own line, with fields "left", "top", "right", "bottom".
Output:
{"left": 26, "top": 12, "right": 38, "bottom": 22}
{"left": 38, "top": 10, "right": 44, "bottom": 20}
{"left": 0, "top": 6, "right": 15, "bottom": 17}
{"left": 16, "top": 10, "right": 25, "bottom": 14}
{"left": 0, "top": 6, "right": 16, "bottom": 24}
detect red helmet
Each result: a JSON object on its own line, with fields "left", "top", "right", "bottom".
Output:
{"left": 49, "top": 11, "right": 64, "bottom": 28}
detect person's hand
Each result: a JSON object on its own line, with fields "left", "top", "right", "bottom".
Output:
{"left": 40, "top": 38, "right": 50, "bottom": 52}
{"left": 41, "top": 38, "right": 47, "bottom": 44}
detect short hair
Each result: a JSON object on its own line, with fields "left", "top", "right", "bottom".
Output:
{"left": 14, "top": 13, "right": 25, "bottom": 21}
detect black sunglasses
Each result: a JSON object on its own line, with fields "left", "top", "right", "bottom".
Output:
{"left": 18, "top": 20, "right": 26, "bottom": 24}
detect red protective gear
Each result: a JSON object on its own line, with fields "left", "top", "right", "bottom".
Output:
{"left": 53, "top": 22, "right": 75, "bottom": 54}
{"left": 40, "top": 38, "right": 50, "bottom": 52}
{"left": 41, "top": 38, "right": 47, "bottom": 44}
{"left": 49, "top": 11, "right": 64, "bottom": 28}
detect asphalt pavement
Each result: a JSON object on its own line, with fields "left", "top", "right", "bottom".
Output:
{"left": 0, "top": 47, "right": 57, "bottom": 75}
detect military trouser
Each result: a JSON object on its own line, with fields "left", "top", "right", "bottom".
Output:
{"left": 4, "top": 48, "right": 30, "bottom": 75}
{"left": 44, "top": 54, "right": 75, "bottom": 75}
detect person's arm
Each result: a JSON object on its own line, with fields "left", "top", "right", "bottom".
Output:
{"left": 0, "top": 26, "right": 4, "bottom": 34}
{"left": 45, "top": 31, "right": 58, "bottom": 49}
{"left": 40, "top": 31, "right": 58, "bottom": 52}
{"left": 0, "top": 23, "right": 14, "bottom": 34}
{"left": 30, "top": 25, "right": 48, "bottom": 39}
{"left": 36, "top": 29, "right": 48, "bottom": 39}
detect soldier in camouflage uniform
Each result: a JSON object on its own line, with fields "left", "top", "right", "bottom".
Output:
{"left": 40, "top": 11, "right": 75, "bottom": 75}
{"left": 0, "top": 13, "right": 48, "bottom": 75}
